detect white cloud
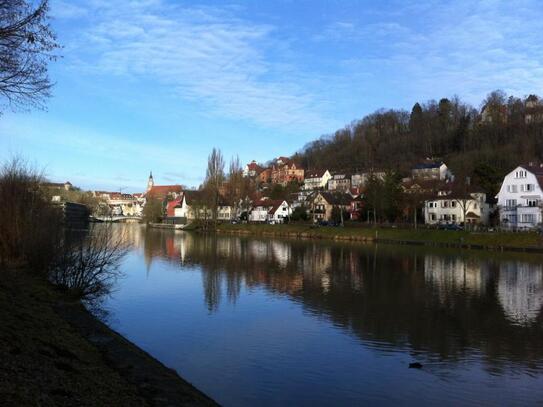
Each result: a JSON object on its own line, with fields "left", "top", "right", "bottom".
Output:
{"left": 60, "top": 1, "right": 335, "bottom": 133}
{"left": 52, "top": 0, "right": 88, "bottom": 19}
{"left": 318, "top": 0, "right": 543, "bottom": 105}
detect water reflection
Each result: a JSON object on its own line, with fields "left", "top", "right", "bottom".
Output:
{"left": 133, "top": 227, "right": 543, "bottom": 370}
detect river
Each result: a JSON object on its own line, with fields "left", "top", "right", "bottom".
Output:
{"left": 104, "top": 225, "right": 543, "bottom": 406}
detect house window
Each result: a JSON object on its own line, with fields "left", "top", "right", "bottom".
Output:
{"left": 526, "top": 184, "right": 535, "bottom": 192}
{"left": 521, "top": 214, "right": 536, "bottom": 223}
{"left": 430, "top": 213, "right": 436, "bottom": 221}
{"left": 527, "top": 199, "right": 538, "bottom": 207}
{"left": 506, "top": 199, "right": 517, "bottom": 208}
{"left": 451, "top": 201, "right": 457, "bottom": 208}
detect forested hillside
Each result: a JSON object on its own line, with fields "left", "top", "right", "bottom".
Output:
{"left": 292, "top": 90, "right": 543, "bottom": 196}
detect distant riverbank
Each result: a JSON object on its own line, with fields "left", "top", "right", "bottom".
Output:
{"left": 0, "top": 268, "right": 217, "bottom": 406}
{"left": 215, "top": 224, "right": 543, "bottom": 253}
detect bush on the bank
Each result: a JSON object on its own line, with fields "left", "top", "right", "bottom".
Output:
{"left": 50, "top": 225, "right": 128, "bottom": 302}
{"left": 0, "top": 158, "right": 128, "bottom": 304}
{"left": 142, "top": 197, "right": 163, "bottom": 224}
{"left": 0, "top": 158, "right": 63, "bottom": 270}
{"left": 290, "top": 206, "right": 309, "bottom": 222}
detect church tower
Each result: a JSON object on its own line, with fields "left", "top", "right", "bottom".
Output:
{"left": 147, "top": 171, "right": 154, "bottom": 192}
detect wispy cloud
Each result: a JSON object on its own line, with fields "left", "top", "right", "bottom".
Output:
{"left": 317, "top": 0, "right": 543, "bottom": 105}
{"left": 60, "top": 1, "right": 335, "bottom": 132}
{"left": 51, "top": 0, "right": 88, "bottom": 19}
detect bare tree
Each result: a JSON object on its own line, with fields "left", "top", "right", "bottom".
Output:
{"left": 50, "top": 225, "right": 129, "bottom": 303}
{"left": 226, "top": 155, "right": 243, "bottom": 219}
{"left": 204, "top": 147, "right": 225, "bottom": 225}
{"left": 0, "top": 0, "right": 59, "bottom": 111}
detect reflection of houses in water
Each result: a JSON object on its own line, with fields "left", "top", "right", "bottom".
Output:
{"left": 298, "top": 245, "right": 333, "bottom": 292}
{"left": 215, "top": 236, "right": 242, "bottom": 260}
{"left": 270, "top": 241, "right": 291, "bottom": 268}
{"left": 424, "top": 256, "right": 490, "bottom": 300}
{"left": 248, "top": 240, "right": 270, "bottom": 262}
{"left": 498, "top": 262, "right": 543, "bottom": 324}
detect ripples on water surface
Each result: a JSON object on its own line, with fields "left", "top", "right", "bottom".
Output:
{"left": 105, "top": 225, "right": 543, "bottom": 406}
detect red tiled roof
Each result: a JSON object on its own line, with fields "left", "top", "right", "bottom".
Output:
{"left": 147, "top": 185, "right": 183, "bottom": 198}
{"left": 247, "top": 161, "right": 264, "bottom": 173}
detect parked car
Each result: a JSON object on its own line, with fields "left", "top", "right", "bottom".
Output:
{"left": 438, "top": 223, "right": 463, "bottom": 231}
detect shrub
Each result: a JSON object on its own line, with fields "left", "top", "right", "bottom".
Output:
{"left": 0, "top": 158, "right": 63, "bottom": 270}
{"left": 49, "top": 225, "right": 128, "bottom": 303}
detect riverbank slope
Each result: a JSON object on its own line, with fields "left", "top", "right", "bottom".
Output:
{"left": 0, "top": 268, "right": 217, "bottom": 406}
{"left": 216, "top": 224, "right": 543, "bottom": 252}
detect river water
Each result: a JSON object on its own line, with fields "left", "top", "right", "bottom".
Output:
{"left": 104, "top": 225, "right": 543, "bottom": 406}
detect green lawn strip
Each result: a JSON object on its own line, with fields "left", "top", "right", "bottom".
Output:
{"left": 215, "top": 224, "right": 542, "bottom": 249}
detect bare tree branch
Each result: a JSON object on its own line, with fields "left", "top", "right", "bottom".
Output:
{"left": 0, "top": 0, "right": 60, "bottom": 112}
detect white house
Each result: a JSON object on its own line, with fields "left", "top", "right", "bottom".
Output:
{"left": 328, "top": 173, "right": 351, "bottom": 192}
{"left": 496, "top": 164, "right": 543, "bottom": 229}
{"left": 249, "top": 199, "right": 272, "bottom": 222}
{"left": 424, "top": 190, "right": 491, "bottom": 225}
{"left": 267, "top": 200, "right": 292, "bottom": 224}
{"left": 249, "top": 199, "right": 291, "bottom": 223}
{"left": 412, "top": 162, "right": 450, "bottom": 181}
{"left": 217, "top": 205, "right": 234, "bottom": 221}
{"left": 351, "top": 171, "right": 386, "bottom": 188}
{"left": 303, "top": 170, "right": 331, "bottom": 190}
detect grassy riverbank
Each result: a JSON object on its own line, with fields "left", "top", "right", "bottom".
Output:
{"left": 216, "top": 223, "right": 543, "bottom": 252}
{"left": 0, "top": 268, "right": 216, "bottom": 406}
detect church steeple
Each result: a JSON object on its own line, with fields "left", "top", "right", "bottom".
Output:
{"left": 147, "top": 171, "right": 154, "bottom": 192}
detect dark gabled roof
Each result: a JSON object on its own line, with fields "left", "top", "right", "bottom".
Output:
{"left": 516, "top": 163, "right": 543, "bottom": 190}
{"left": 183, "top": 190, "right": 206, "bottom": 204}
{"left": 520, "top": 163, "right": 543, "bottom": 176}
{"left": 330, "top": 172, "right": 351, "bottom": 179}
{"left": 305, "top": 169, "right": 328, "bottom": 178}
{"left": 413, "top": 161, "right": 444, "bottom": 170}
{"left": 268, "top": 200, "right": 287, "bottom": 214}
{"left": 318, "top": 192, "right": 353, "bottom": 205}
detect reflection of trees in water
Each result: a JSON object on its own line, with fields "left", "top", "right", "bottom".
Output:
{"left": 135, "top": 227, "right": 543, "bottom": 367}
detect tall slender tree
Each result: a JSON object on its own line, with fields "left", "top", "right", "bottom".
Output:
{"left": 205, "top": 147, "right": 225, "bottom": 225}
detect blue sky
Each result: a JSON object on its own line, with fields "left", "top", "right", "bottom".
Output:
{"left": 1, "top": 0, "right": 543, "bottom": 192}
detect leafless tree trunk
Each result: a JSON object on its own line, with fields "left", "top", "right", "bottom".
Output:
{"left": 205, "top": 148, "right": 225, "bottom": 227}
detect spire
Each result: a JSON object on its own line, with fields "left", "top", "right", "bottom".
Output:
{"left": 147, "top": 171, "right": 154, "bottom": 192}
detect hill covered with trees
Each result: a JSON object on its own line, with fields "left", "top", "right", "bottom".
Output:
{"left": 292, "top": 90, "right": 543, "bottom": 197}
